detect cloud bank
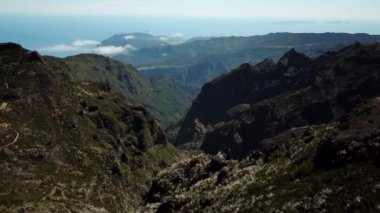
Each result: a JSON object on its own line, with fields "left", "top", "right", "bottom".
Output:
{"left": 39, "top": 44, "right": 77, "bottom": 52}
{"left": 39, "top": 39, "right": 100, "bottom": 53}
{"left": 72, "top": 39, "right": 99, "bottom": 47}
{"left": 124, "top": 35, "right": 135, "bottom": 40}
{"left": 92, "top": 44, "right": 136, "bottom": 56}
{"left": 39, "top": 38, "right": 137, "bottom": 57}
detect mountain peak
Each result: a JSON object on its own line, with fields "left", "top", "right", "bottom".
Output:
{"left": 278, "top": 48, "right": 310, "bottom": 68}
{"left": 29, "top": 51, "right": 44, "bottom": 63}
{"left": 0, "top": 42, "right": 23, "bottom": 51}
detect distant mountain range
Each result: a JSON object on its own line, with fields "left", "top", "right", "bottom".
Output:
{"left": 99, "top": 32, "right": 380, "bottom": 94}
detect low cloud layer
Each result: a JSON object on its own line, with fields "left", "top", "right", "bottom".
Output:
{"left": 172, "top": 33, "right": 184, "bottom": 38}
{"left": 39, "top": 39, "right": 100, "bottom": 53}
{"left": 39, "top": 44, "right": 77, "bottom": 52}
{"left": 72, "top": 39, "right": 99, "bottom": 47}
{"left": 159, "top": 36, "right": 168, "bottom": 42}
{"left": 92, "top": 44, "right": 136, "bottom": 56}
{"left": 38, "top": 39, "right": 138, "bottom": 57}
{"left": 124, "top": 35, "right": 135, "bottom": 40}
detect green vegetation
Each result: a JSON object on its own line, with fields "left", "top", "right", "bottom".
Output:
{"left": 0, "top": 44, "right": 188, "bottom": 212}
{"left": 63, "top": 54, "right": 191, "bottom": 138}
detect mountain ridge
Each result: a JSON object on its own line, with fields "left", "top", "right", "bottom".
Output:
{"left": 140, "top": 42, "right": 380, "bottom": 212}
{"left": 0, "top": 42, "right": 186, "bottom": 212}
{"left": 61, "top": 52, "right": 192, "bottom": 139}
{"left": 100, "top": 32, "right": 380, "bottom": 94}
{"left": 1, "top": 41, "right": 380, "bottom": 212}
{"left": 177, "top": 42, "right": 380, "bottom": 158}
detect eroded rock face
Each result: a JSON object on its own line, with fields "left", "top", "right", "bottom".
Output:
{"left": 144, "top": 154, "right": 229, "bottom": 212}
{"left": 177, "top": 43, "right": 380, "bottom": 159}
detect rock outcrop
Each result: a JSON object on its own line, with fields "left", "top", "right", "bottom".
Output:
{"left": 144, "top": 97, "right": 380, "bottom": 212}
{"left": 177, "top": 43, "right": 380, "bottom": 159}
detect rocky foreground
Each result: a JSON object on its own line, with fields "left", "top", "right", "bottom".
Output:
{"left": 144, "top": 97, "right": 380, "bottom": 212}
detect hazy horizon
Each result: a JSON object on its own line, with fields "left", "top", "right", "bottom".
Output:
{"left": 1, "top": 0, "right": 379, "bottom": 56}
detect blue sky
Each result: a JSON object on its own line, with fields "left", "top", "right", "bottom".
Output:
{"left": 1, "top": 0, "right": 379, "bottom": 20}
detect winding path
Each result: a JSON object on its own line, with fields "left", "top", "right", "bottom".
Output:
{"left": 0, "top": 128, "right": 20, "bottom": 150}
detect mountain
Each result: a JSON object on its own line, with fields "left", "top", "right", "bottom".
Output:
{"left": 0, "top": 43, "right": 185, "bottom": 212}
{"left": 176, "top": 43, "right": 380, "bottom": 157}
{"left": 62, "top": 53, "right": 191, "bottom": 139}
{"left": 99, "top": 32, "right": 184, "bottom": 50}
{"left": 141, "top": 43, "right": 380, "bottom": 212}
{"left": 143, "top": 98, "right": 380, "bottom": 212}
{"left": 2, "top": 41, "right": 380, "bottom": 212}
{"left": 101, "top": 33, "right": 380, "bottom": 93}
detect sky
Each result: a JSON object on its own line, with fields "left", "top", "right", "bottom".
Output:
{"left": 1, "top": 0, "right": 380, "bottom": 20}
{"left": 1, "top": 0, "right": 379, "bottom": 56}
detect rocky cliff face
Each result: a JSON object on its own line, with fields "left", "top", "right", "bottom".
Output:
{"left": 0, "top": 43, "right": 184, "bottom": 212}
{"left": 177, "top": 43, "right": 380, "bottom": 159}
{"left": 143, "top": 98, "right": 380, "bottom": 212}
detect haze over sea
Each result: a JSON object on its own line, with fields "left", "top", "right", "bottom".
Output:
{"left": 1, "top": 15, "right": 379, "bottom": 57}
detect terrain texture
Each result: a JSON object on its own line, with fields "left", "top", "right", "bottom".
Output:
{"left": 0, "top": 43, "right": 187, "bottom": 212}
{"left": 1, "top": 42, "right": 380, "bottom": 212}
{"left": 101, "top": 33, "right": 380, "bottom": 93}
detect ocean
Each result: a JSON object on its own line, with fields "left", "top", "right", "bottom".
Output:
{"left": 1, "top": 15, "right": 379, "bottom": 57}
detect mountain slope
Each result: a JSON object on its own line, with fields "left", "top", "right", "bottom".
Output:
{"left": 141, "top": 43, "right": 380, "bottom": 212}
{"left": 143, "top": 98, "right": 380, "bottom": 212}
{"left": 176, "top": 43, "right": 380, "bottom": 158}
{"left": 0, "top": 43, "right": 184, "bottom": 212}
{"left": 102, "top": 33, "right": 380, "bottom": 92}
{"left": 63, "top": 54, "right": 191, "bottom": 135}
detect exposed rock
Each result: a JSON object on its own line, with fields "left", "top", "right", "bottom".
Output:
{"left": 178, "top": 43, "right": 380, "bottom": 159}
{"left": 314, "top": 98, "right": 380, "bottom": 169}
{"left": 143, "top": 99, "right": 380, "bottom": 212}
{"left": 29, "top": 51, "right": 44, "bottom": 63}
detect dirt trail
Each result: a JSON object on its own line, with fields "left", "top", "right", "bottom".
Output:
{"left": 0, "top": 128, "right": 20, "bottom": 150}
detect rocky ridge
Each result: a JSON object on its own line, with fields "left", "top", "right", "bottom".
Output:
{"left": 103, "top": 32, "right": 380, "bottom": 92}
{"left": 0, "top": 43, "right": 185, "bottom": 212}
{"left": 177, "top": 43, "right": 380, "bottom": 159}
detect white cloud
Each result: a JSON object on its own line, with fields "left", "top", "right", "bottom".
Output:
{"left": 159, "top": 36, "right": 168, "bottom": 42}
{"left": 172, "top": 33, "right": 184, "bottom": 38}
{"left": 39, "top": 39, "right": 99, "bottom": 53}
{"left": 124, "top": 35, "right": 135, "bottom": 40}
{"left": 39, "top": 44, "right": 77, "bottom": 52}
{"left": 72, "top": 39, "right": 99, "bottom": 47}
{"left": 92, "top": 44, "right": 136, "bottom": 56}
{"left": 39, "top": 39, "right": 136, "bottom": 56}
